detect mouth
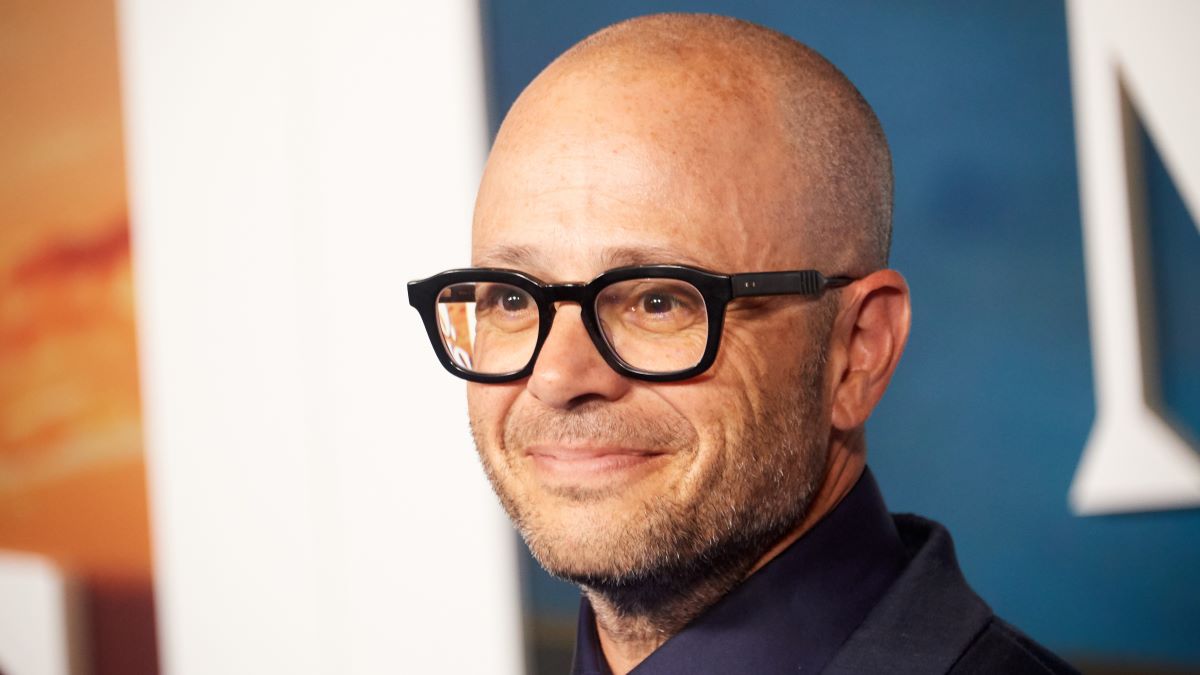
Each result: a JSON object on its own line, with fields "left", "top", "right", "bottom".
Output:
{"left": 523, "top": 444, "right": 670, "bottom": 487}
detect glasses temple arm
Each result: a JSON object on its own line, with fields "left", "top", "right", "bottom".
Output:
{"left": 730, "top": 271, "right": 857, "bottom": 298}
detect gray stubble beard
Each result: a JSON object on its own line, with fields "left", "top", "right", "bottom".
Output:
{"left": 469, "top": 331, "right": 831, "bottom": 637}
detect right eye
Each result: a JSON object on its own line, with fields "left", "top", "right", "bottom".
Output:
{"left": 477, "top": 284, "right": 535, "bottom": 314}
{"left": 472, "top": 282, "right": 540, "bottom": 329}
{"left": 498, "top": 290, "right": 530, "bottom": 312}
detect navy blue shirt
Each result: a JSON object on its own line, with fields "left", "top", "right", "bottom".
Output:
{"left": 571, "top": 468, "right": 906, "bottom": 675}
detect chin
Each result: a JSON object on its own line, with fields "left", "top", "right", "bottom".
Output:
{"left": 515, "top": 493, "right": 670, "bottom": 580}
{"left": 523, "top": 527, "right": 644, "bottom": 582}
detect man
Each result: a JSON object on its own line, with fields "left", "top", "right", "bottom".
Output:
{"left": 409, "top": 13, "right": 1077, "bottom": 675}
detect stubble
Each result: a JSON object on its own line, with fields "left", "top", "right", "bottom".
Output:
{"left": 468, "top": 309, "right": 833, "bottom": 636}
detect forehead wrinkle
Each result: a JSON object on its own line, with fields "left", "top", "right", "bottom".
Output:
{"left": 600, "top": 245, "right": 708, "bottom": 270}
{"left": 473, "top": 243, "right": 715, "bottom": 281}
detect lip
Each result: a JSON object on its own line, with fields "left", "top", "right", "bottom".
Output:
{"left": 524, "top": 445, "right": 669, "bottom": 486}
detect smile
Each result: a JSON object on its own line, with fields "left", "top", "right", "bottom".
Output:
{"left": 524, "top": 445, "right": 670, "bottom": 486}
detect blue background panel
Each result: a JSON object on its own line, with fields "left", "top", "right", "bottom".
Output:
{"left": 481, "top": 1, "right": 1200, "bottom": 668}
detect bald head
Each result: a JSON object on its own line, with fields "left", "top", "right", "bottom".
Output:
{"left": 481, "top": 13, "right": 893, "bottom": 273}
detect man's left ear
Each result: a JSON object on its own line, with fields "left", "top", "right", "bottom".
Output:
{"left": 828, "top": 269, "right": 911, "bottom": 431}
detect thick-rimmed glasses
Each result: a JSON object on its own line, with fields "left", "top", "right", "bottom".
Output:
{"left": 407, "top": 264, "right": 855, "bottom": 383}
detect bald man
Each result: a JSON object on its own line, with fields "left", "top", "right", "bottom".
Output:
{"left": 409, "top": 13, "right": 1076, "bottom": 675}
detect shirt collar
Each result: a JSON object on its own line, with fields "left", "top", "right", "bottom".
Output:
{"left": 571, "top": 467, "right": 905, "bottom": 675}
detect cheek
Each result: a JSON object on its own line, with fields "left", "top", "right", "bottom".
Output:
{"left": 719, "top": 324, "right": 791, "bottom": 384}
{"left": 680, "top": 324, "right": 819, "bottom": 446}
{"left": 718, "top": 310, "right": 829, "bottom": 396}
{"left": 704, "top": 334, "right": 775, "bottom": 415}
{"left": 658, "top": 372, "right": 758, "bottom": 465}
{"left": 466, "top": 383, "right": 520, "bottom": 447}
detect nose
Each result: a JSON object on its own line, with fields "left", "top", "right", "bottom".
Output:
{"left": 526, "top": 304, "right": 632, "bottom": 409}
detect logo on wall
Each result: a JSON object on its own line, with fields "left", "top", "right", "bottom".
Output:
{"left": 1068, "top": 0, "right": 1200, "bottom": 515}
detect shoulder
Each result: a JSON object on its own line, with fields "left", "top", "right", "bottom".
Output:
{"left": 823, "top": 514, "right": 1078, "bottom": 675}
{"left": 949, "top": 618, "right": 1080, "bottom": 674}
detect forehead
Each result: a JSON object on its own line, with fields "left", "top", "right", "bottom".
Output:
{"left": 472, "top": 72, "right": 808, "bottom": 280}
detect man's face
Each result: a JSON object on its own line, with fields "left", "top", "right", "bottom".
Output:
{"left": 468, "top": 70, "right": 836, "bottom": 586}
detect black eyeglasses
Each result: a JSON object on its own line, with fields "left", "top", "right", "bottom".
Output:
{"left": 407, "top": 264, "right": 855, "bottom": 383}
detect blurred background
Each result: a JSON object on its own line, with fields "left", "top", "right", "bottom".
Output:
{"left": 0, "top": 0, "right": 156, "bottom": 673}
{"left": 0, "top": 1, "right": 1196, "bottom": 674}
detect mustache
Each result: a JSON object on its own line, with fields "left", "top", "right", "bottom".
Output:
{"left": 503, "top": 402, "right": 695, "bottom": 452}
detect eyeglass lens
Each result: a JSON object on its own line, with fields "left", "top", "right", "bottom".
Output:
{"left": 434, "top": 277, "right": 709, "bottom": 376}
{"left": 594, "top": 278, "right": 707, "bottom": 372}
{"left": 436, "top": 282, "right": 540, "bottom": 375}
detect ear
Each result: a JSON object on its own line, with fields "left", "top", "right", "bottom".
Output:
{"left": 828, "top": 270, "right": 911, "bottom": 431}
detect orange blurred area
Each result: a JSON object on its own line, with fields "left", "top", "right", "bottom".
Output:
{"left": 0, "top": 454, "right": 151, "bottom": 582}
{"left": 1, "top": 0, "right": 157, "bottom": 671}
{"left": 0, "top": 223, "right": 151, "bottom": 581}
{"left": 0, "top": 0, "right": 151, "bottom": 578}
{"left": 0, "top": 0, "right": 130, "bottom": 267}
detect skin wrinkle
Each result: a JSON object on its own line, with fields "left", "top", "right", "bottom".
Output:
{"left": 466, "top": 14, "right": 903, "bottom": 674}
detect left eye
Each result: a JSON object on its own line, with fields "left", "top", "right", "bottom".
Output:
{"left": 595, "top": 278, "right": 705, "bottom": 334}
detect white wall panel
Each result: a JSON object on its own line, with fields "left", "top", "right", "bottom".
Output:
{"left": 117, "top": 2, "right": 523, "bottom": 673}
{"left": 0, "top": 551, "right": 87, "bottom": 675}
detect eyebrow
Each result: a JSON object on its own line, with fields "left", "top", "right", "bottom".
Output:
{"left": 473, "top": 243, "right": 709, "bottom": 276}
{"left": 474, "top": 244, "right": 539, "bottom": 269}
{"left": 600, "top": 245, "right": 706, "bottom": 269}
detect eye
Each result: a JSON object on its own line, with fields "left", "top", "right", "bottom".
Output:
{"left": 640, "top": 292, "right": 677, "bottom": 314}
{"left": 500, "top": 291, "right": 530, "bottom": 313}
{"left": 477, "top": 284, "right": 534, "bottom": 316}
{"left": 596, "top": 278, "right": 705, "bottom": 331}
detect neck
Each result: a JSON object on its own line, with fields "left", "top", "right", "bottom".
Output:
{"left": 588, "top": 431, "right": 867, "bottom": 675}
{"left": 587, "top": 569, "right": 743, "bottom": 674}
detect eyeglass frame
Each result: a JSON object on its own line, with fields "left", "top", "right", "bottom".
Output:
{"left": 407, "top": 264, "right": 857, "bottom": 384}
